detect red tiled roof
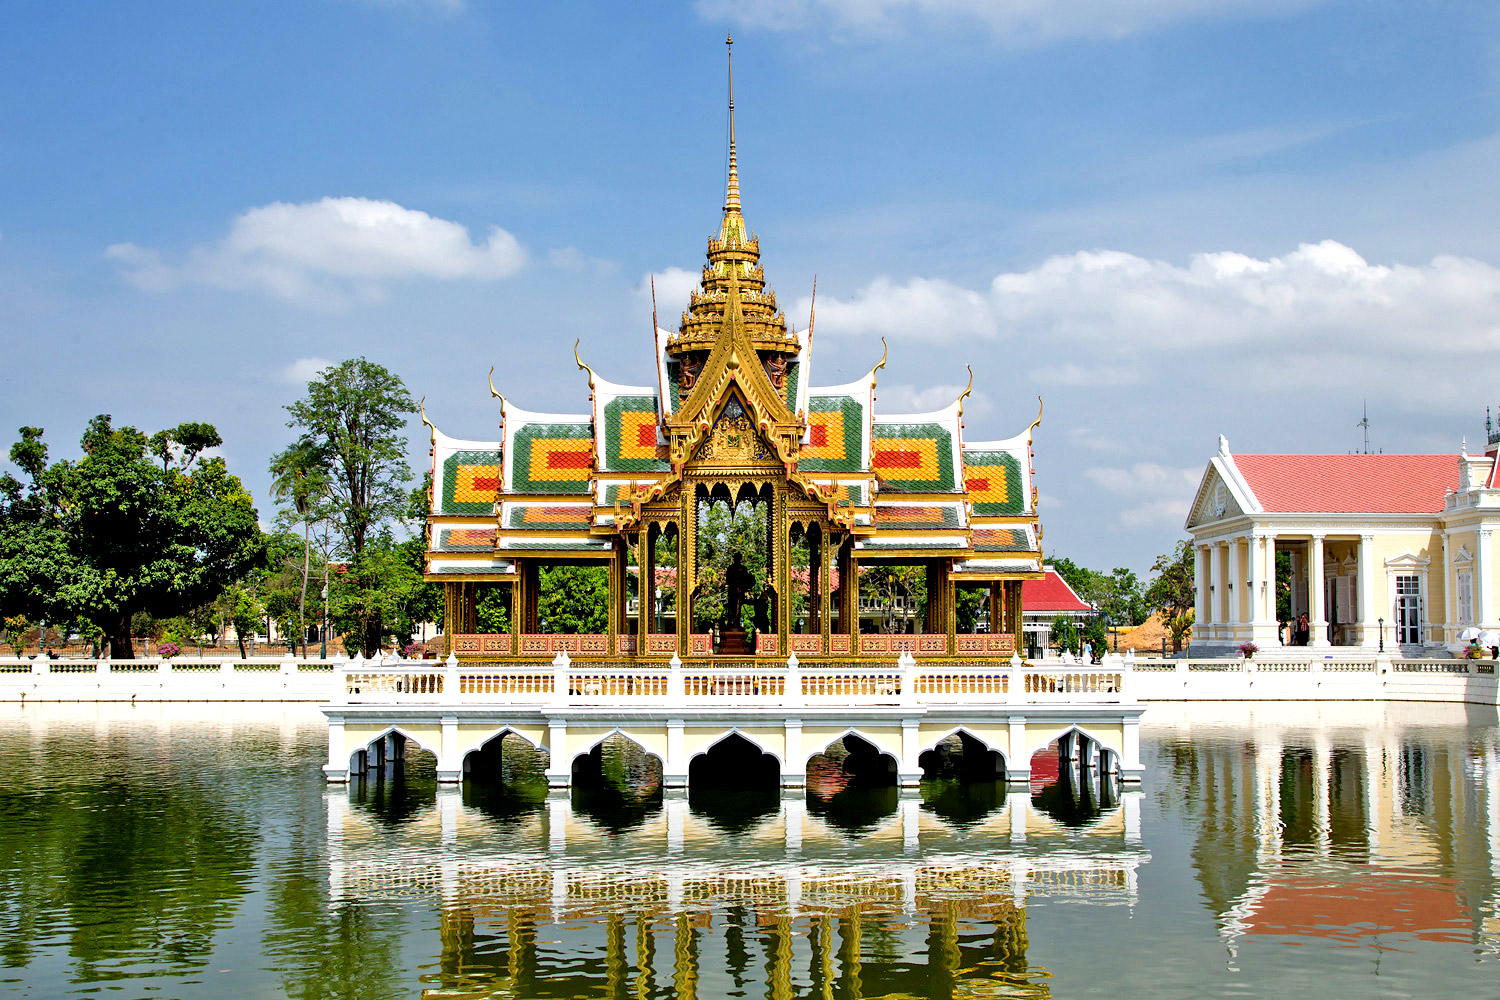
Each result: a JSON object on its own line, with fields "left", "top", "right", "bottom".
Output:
{"left": 1232, "top": 454, "right": 1464, "bottom": 515}
{"left": 1023, "top": 570, "right": 1091, "bottom": 613}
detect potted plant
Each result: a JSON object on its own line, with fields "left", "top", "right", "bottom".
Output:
{"left": 156, "top": 641, "right": 181, "bottom": 659}
{"left": 1238, "top": 641, "right": 1258, "bottom": 660}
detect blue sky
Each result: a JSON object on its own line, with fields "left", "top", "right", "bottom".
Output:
{"left": 3, "top": 0, "right": 1499, "bottom": 573}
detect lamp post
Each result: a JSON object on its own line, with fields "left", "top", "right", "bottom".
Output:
{"left": 1377, "top": 616, "right": 1384, "bottom": 653}
{"left": 320, "top": 583, "right": 329, "bottom": 660}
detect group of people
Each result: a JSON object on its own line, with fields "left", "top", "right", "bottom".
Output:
{"left": 1279, "top": 613, "right": 1313, "bottom": 646}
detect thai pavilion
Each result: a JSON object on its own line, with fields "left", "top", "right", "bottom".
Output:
{"left": 419, "top": 47, "right": 1046, "bottom": 663}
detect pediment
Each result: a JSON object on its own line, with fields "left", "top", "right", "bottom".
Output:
{"left": 690, "top": 396, "right": 781, "bottom": 467}
{"left": 1186, "top": 463, "right": 1245, "bottom": 529}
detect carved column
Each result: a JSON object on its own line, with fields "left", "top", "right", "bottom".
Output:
{"left": 774, "top": 489, "right": 792, "bottom": 653}
{"left": 988, "top": 582, "right": 1001, "bottom": 640}
{"left": 608, "top": 538, "right": 627, "bottom": 655}
{"left": 842, "top": 547, "right": 860, "bottom": 648}
{"left": 677, "top": 488, "right": 697, "bottom": 656}
{"left": 637, "top": 527, "right": 654, "bottom": 655}
{"left": 1010, "top": 580, "right": 1025, "bottom": 654}
{"left": 819, "top": 527, "right": 833, "bottom": 654}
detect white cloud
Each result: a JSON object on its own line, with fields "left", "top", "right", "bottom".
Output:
{"left": 279, "top": 357, "right": 335, "bottom": 384}
{"left": 876, "top": 382, "right": 990, "bottom": 417}
{"left": 637, "top": 267, "right": 701, "bottom": 322}
{"left": 107, "top": 197, "right": 526, "bottom": 308}
{"left": 1084, "top": 462, "right": 1200, "bottom": 528}
{"left": 797, "top": 240, "right": 1500, "bottom": 401}
{"left": 698, "top": 0, "right": 1323, "bottom": 45}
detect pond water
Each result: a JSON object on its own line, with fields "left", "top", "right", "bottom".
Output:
{"left": 1, "top": 701, "right": 1498, "bottom": 998}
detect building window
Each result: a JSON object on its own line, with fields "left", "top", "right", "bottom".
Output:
{"left": 1395, "top": 574, "right": 1421, "bottom": 645}
{"left": 1458, "top": 570, "right": 1473, "bottom": 625}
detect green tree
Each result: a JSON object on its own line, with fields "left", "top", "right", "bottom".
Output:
{"left": 537, "top": 566, "right": 610, "bottom": 634}
{"left": 1145, "top": 540, "right": 1197, "bottom": 653}
{"left": 0, "top": 418, "right": 262, "bottom": 658}
{"left": 283, "top": 357, "right": 415, "bottom": 563}
{"left": 693, "top": 499, "right": 770, "bottom": 631}
{"left": 2, "top": 615, "right": 26, "bottom": 657}
{"left": 1050, "top": 614, "right": 1080, "bottom": 656}
{"left": 269, "top": 436, "right": 330, "bottom": 656}
{"left": 224, "top": 584, "right": 264, "bottom": 658}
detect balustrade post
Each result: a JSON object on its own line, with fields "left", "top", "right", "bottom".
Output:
{"left": 157, "top": 658, "right": 170, "bottom": 675}
{"left": 281, "top": 651, "right": 297, "bottom": 676}
{"left": 1006, "top": 653, "right": 1024, "bottom": 704}
{"left": 667, "top": 653, "right": 684, "bottom": 703}
{"left": 784, "top": 653, "right": 801, "bottom": 708}
{"left": 552, "top": 650, "right": 571, "bottom": 706}
{"left": 96, "top": 657, "right": 109, "bottom": 676}
{"left": 898, "top": 651, "right": 917, "bottom": 706}
{"left": 444, "top": 652, "right": 459, "bottom": 700}
{"left": 33, "top": 657, "right": 48, "bottom": 676}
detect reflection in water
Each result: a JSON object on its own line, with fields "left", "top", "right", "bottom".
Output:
{"left": 1150, "top": 703, "right": 1500, "bottom": 960}
{"left": 11, "top": 703, "right": 1500, "bottom": 998}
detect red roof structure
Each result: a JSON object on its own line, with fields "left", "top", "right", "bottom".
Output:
{"left": 1023, "top": 569, "right": 1092, "bottom": 613}
{"left": 1233, "top": 454, "right": 1463, "bottom": 514}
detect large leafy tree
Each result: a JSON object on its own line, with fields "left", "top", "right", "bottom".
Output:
{"left": 268, "top": 437, "right": 329, "bottom": 656}
{"left": 282, "top": 358, "right": 415, "bottom": 655}
{"left": 1146, "top": 540, "right": 1197, "bottom": 652}
{"left": 0, "top": 418, "right": 262, "bottom": 658}
{"left": 283, "top": 357, "right": 414, "bottom": 562}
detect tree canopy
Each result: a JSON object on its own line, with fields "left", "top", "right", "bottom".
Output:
{"left": 0, "top": 417, "right": 262, "bottom": 658}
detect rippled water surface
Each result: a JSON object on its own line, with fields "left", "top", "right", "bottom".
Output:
{"left": 2, "top": 701, "right": 1499, "bottom": 998}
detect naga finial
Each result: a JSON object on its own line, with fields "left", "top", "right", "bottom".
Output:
{"left": 418, "top": 395, "right": 435, "bottom": 444}
{"left": 956, "top": 365, "right": 974, "bottom": 414}
{"left": 487, "top": 366, "right": 503, "bottom": 405}
{"left": 871, "top": 337, "right": 888, "bottom": 388}
{"left": 1026, "top": 396, "right": 1044, "bottom": 443}
{"left": 574, "top": 338, "right": 596, "bottom": 388}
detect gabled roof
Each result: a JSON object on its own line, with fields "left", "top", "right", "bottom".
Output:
{"left": 1023, "top": 568, "right": 1092, "bottom": 613}
{"left": 1233, "top": 454, "right": 1460, "bottom": 515}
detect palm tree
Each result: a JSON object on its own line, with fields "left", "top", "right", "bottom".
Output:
{"left": 269, "top": 437, "right": 329, "bottom": 657}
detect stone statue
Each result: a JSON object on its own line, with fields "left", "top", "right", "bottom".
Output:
{"left": 725, "top": 552, "right": 754, "bottom": 629}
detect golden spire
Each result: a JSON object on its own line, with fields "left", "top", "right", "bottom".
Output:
{"left": 725, "top": 33, "right": 740, "bottom": 214}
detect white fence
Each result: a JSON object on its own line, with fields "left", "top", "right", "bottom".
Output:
{"left": 1126, "top": 653, "right": 1499, "bottom": 704}
{"left": 7, "top": 650, "right": 1497, "bottom": 707}
{"left": 331, "top": 651, "right": 1130, "bottom": 709}
{"left": 0, "top": 654, "right": 338, "bottom": 701}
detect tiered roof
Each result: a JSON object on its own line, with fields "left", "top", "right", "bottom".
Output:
{"left": 423, "top": 41, "right": 1044, "bottom": 581}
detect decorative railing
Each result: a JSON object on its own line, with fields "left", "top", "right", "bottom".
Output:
{"left": 328, "top": 653, "right": 1134, "bottom": 707}
{"left": 858, "top": 634, "right": 950, "bottom": 656}
{"left": 451, "top": 634, "right": 512, "bottom": 655}
{"left": 955, "top": 634, "right": 1016, "bottom": 656}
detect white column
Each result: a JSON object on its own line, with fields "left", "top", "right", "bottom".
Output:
{"left": 1479, "top": 529, "right": 1494, "bottom": 629}
{"left": 782, "top": 719, "right": 804, "bottom": 788}
{"left": 1214, "top": 543, "right": 1228, "bottom": 637}
{"left": 437, "top": 715, "right": 460, "bottom": 783}
{"left": 664, "top": 719, "right": 686, "bottom": 788}
{"left": 1442, "top": 530, "right": 1454, "bottom": 644}
{"left": 1249, "top": 533, "right": 1268, "bottom": 640}
{"left": 899, "top": 719, "right": 921, "bottom": 787}
{"left": 1310, "top": 533, "right": 1330, "bottom": 647}
{"left": 324, "top": 717, "right": 348, "bottom": 781}
{"left": 545, "top": 718, "right": 570, "bottom": 787}
{"left": 1227, "top": 539, "right": 1242, "bottom": 634}
{"left": 1195, "top": 544, "right": 1210, "bottom": 630}
{"left": 1357, "top": 534, "right": 1378, "bottom": 648}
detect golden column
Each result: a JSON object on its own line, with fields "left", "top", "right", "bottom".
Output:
{"left": 637, "top": 526, "right": 655, "bottom": 655}
{"left": 677, "top": 487, "right": 697, "bottom": 656}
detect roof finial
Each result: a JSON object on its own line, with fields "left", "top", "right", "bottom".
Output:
{"left": 487, "top": 366, "right": 503, "bottom": 405}
{"left": 725, "top": 33, "right": 740, "bottom": 214}
{"left": 418, "top": 395, "right": 435, "bottom": 444}
{"left": 573, "top": 338, "right": 597, "bottom": 388}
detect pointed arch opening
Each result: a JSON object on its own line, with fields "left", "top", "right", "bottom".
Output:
{"left": 917, "top": 730, "right": 1008, "bottom": 826}
{"left": 688, "top": 732, "right": 780, "bottom": 832}
{"left": 571, "top": 732, "right": 664, "bottom": 831}
{"left": 805, "top": 732, "right": 898, "bottom": 832}
{"left": 1030, "top": 729, "right": 1118, "bottom": 827}
{"left": 460, "top": 730, "right": 549, "bottom": 818}
{"left": 349, "top": 729, "right": 438, "bottom": 825}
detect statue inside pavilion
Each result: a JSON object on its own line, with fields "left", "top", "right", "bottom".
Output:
{"left": 421, "top": 40, "right": 1046, "bottom": 661}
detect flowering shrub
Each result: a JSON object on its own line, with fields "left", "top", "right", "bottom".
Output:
{"left": 156, "top": 642, "right": 181, "bottom": 659}
{"left": 401, "top": 642, "right": 424, "bottom": 659}
{"left": 1238, "top": 642, "right": 1258, "bottom": 657}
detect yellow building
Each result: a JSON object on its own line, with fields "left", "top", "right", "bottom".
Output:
{"left": 1186, "top": 433, "right": 1500, "bottom": 655}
